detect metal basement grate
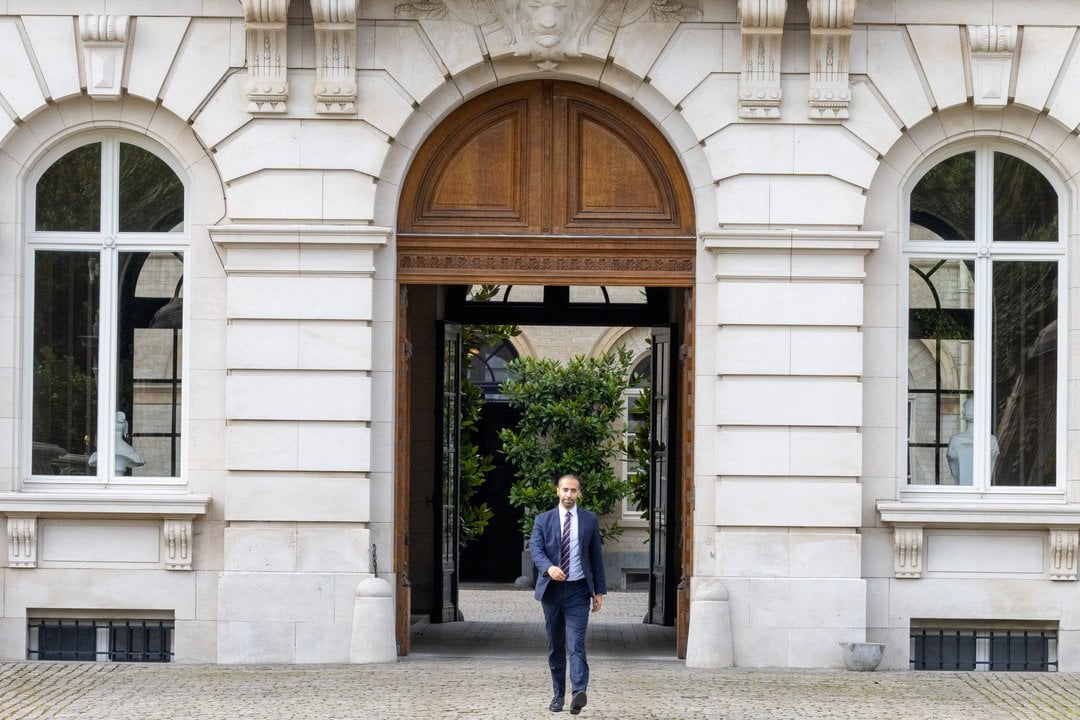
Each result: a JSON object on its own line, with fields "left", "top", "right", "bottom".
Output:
{"left": 910, "top": 627, "right": 1058, "bottom": 671}
{"left": 27, "top": 618, "right": 174, "bottom": 662}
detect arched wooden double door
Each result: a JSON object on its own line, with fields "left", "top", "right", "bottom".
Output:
{"left": 394, "top": 80, "right": 696, "bottom": 655}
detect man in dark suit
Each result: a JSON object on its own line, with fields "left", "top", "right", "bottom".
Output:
{"left": 530, "top": 474, "right": 606, "bottom": 714}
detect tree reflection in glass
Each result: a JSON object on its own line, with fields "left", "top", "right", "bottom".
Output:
{"left": 31, "top": 251, "right": 99, "bottom": 475}
{"left": 119, "top": 143, "right": 184, "bottom": 232}
{"left": 992, "top": 261, "right": 1056, "bottom": 486}
{"left": 35, "top": 143, "right": 101, "bottom": 232}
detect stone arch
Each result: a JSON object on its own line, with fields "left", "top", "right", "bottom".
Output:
{"left": 866, "top": 105, "right": 1079, "bottom": 241}
{"left": 0, "top": 95, "right": 225, "bottom": 229}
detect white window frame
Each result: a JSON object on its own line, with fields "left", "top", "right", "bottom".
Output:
{"left": 21, "top": 132, "right": 189, "bottom": 491}
{"left": 901, "top": 141, "right": 1067, "bottom": 501}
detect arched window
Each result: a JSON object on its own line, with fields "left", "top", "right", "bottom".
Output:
{"left": 467, "top": 339, "right": 518, "bottom": 398}
{"left": 905, "top": 145, "right": 1062, "bottom": 490}
{"left": 27, "top": 135, "right": 186, "bottom": 483}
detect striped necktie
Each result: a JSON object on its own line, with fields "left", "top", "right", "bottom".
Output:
{"left": 560, "top": 511, "right": 572, "bottom": 575}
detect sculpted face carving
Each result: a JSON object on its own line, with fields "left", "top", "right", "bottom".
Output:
{"left": 397, "top": 0, "right": 701, "bottom": 69}
{"left": 519, "top": 0, "right": 588, "bottom": 59}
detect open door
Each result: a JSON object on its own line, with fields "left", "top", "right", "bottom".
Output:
{"left": 647, "top": 325, "right": 678, "bottom": 625}
{"left": 434, "top": 322, "right": 462, "bottom": 623}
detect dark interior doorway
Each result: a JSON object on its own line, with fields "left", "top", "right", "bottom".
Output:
{"left": 459, "top": 401, "right": 523, "bottom": 582}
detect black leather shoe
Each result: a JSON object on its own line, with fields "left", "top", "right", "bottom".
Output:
{"left": 548, "top": 696, "right": 564, "bottom": 712}
{"left": 570, "top": 690, "right": 587, "bottom": 714}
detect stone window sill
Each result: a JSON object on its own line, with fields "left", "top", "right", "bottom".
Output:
{"left": 1, "top": 491, "right": 211, "bottom": 570}
{"left": 876, "top": 500, "right": 1080, "bottom": 581}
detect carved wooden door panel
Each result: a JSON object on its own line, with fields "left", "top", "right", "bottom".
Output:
{"left": 648, "top": 325, "right": 678, "bottom": 626}
{"left": 434, "top": 322, "right": 462, "bottom": 623}
{"left": 398, "top": 81, "right": 695, "bottom": 287}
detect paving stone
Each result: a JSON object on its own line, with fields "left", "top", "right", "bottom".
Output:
{"left": 3, "top": 588, "right": 1080, "bottom": 720}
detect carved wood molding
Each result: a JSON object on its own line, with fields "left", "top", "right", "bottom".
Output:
{"left": 807, "top": 0, "right": 855, "bottom": 119}
{"left": 738, "top": 0, "right": 787, "bottom": 118}
{"left": 241, "top": 0, "right": 290, "bottom": 113}
{"left": 397, "top": 235, "right": 695, "bottom": 285}
{"left": 312, "top": 0, "right": 357, "bottom": 114}
{"left": 80, "top": 15, "right": 129, "bottom": 100}
{"left": 967, "top": 25, "right": 1017, "bottom": 109}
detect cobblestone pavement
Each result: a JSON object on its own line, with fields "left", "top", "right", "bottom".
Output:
{"left": 3, "top": 587, "right": 1080, "bottom": 719}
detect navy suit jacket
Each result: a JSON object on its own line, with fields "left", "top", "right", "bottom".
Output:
{"left": 530, "top": 506, "right": 607, "bottom": 601}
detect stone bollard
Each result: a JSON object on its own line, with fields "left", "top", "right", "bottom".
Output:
{"left": 685, "top": 578, "right": 734, "bottom": 668}
{"left": 349, "top": 577, "right": 397, "bottom": 664}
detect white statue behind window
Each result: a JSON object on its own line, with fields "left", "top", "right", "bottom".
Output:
{"left": 946, "top": 399, "right": 998, "bottom": 485}
{"left": 88, "top": 411, "right": 145, "bottom": 474}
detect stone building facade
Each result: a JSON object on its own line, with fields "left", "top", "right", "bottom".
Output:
{"left": 2, "top": 0, "right": 1080, "bottom": 670}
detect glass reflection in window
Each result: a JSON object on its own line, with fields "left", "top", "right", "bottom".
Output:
{"left": 991, "top": 261, "right": 1056, "bottom": 486}
{"left": 35, "top": 144, "right": 101, "bottom": 232}
{"left": 117, "top": 252, "right": 184, "bottom": 477}
{"left": 31, "top": 251, "right": 100, "bottom": 476}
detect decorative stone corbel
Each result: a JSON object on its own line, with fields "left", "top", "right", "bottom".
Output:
{"left": 807, "top": 0, "right": 855, "bottom": 119}
{"left": 7, "top": 516, "right": 37, "bottom": 568}
{"left": 967, "top": 25, "right": 1017, "bottom": 109}
{"left": 738, "top": 0, "right": 787, "bottom": 118}
{"left": 312, "top": 0, "right": 358, "bottom": 114}
{"left": 80, "top": 15, "right": 129, "bottom": 100}
{"left": 894, "top": 526, "right": 923, "bottom": 579}
{"left": 241, "top": 0, "right": 290, "bottom": 114}
{"left": 164, "top": 518, "right": 193, "bottom": 571}
{"left": 1049, "top": 528, "right": 1078, "bottom": 581}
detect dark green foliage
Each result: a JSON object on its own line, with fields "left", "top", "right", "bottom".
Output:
{"left": 625, "top": 386, "right": 651, "bottom": 522}
{"left": 499, "top": 347, "right": 634, "bottom": 541}
{"left": 457, "top": 285, "right": 519, "bottom": 549}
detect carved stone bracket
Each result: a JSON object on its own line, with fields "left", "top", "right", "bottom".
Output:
{"left": 894, "top": 526, "right": 923, "bottom": 579}
{"left": 807, "top": 0, "right": 855, "bottom": 119}
{"left": 164, "top": 518, "right": 193, "bottom": 571}
{"left": 1049, "top": 528, "right": 1078, "bottom": 581}
{"left": 80, "top": 15, "right": 129, "bottom": 100}
{"left": 967, "top": 25, "right": 1017, "bottom": 109}
{"left": 738, "top": 0, "right": 787, "bottom": 118}
{"left": 7, "top": 516, "right": 37, "bottom": 568}
{"left": 312, "top": 0, "right": 358, "bottom": 114}
{"left": 242, "top": 0, "right": 290, "bottom": 114}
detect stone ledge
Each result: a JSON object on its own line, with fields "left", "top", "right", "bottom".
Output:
{"left": 877, "top": 500, "right": 1080, "bottom": 529}
{"left": 702, "top": 229, "right": 882, "bottom": 253}
{"left": 0, "top": 491, "right": 211, "bottom": 518}
{"left": 209, "top": 223, "right": 392, "bottom": 246}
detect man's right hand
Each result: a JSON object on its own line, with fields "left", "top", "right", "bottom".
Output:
{"left": 547, "top": 566, "right": 566, "bottom": 581}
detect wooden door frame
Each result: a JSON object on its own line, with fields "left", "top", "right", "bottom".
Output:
{"left": 392, "top": 79, "right": 697, "bottom": 655}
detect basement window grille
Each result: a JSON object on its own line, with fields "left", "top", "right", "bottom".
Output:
{"left": 27, "top": 618, "right": 174, "bottom": 662}
{"left": 910, "top": 627, "right": 1057, "bottom": 671}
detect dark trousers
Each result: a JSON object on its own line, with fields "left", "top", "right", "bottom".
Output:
{"left": 541, "top": 578, "right": 592, "bottom": 698}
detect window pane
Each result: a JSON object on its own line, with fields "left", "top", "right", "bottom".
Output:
{"left": 32, "top": 251, "right": 99, "bottom": 476}
{"left": 992, "top": 261, "right": 1056, "bottom": 486}
{"left": 35, "top": 143, "right": 101, "bottom": 232}
{"left": 910, "top": 151, "right": 975, "bottom": 241}
{"left": 117, "top": 251, "right": 183, "bottom": 477}
{"left": 993, "top": 153, "right": 1058, "bottom": 242}
{"left": 118, "top": 143, "right": 184, "bottom": 232}
{"left": 907, "top": 259, "right": 975, "bottom": 485}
